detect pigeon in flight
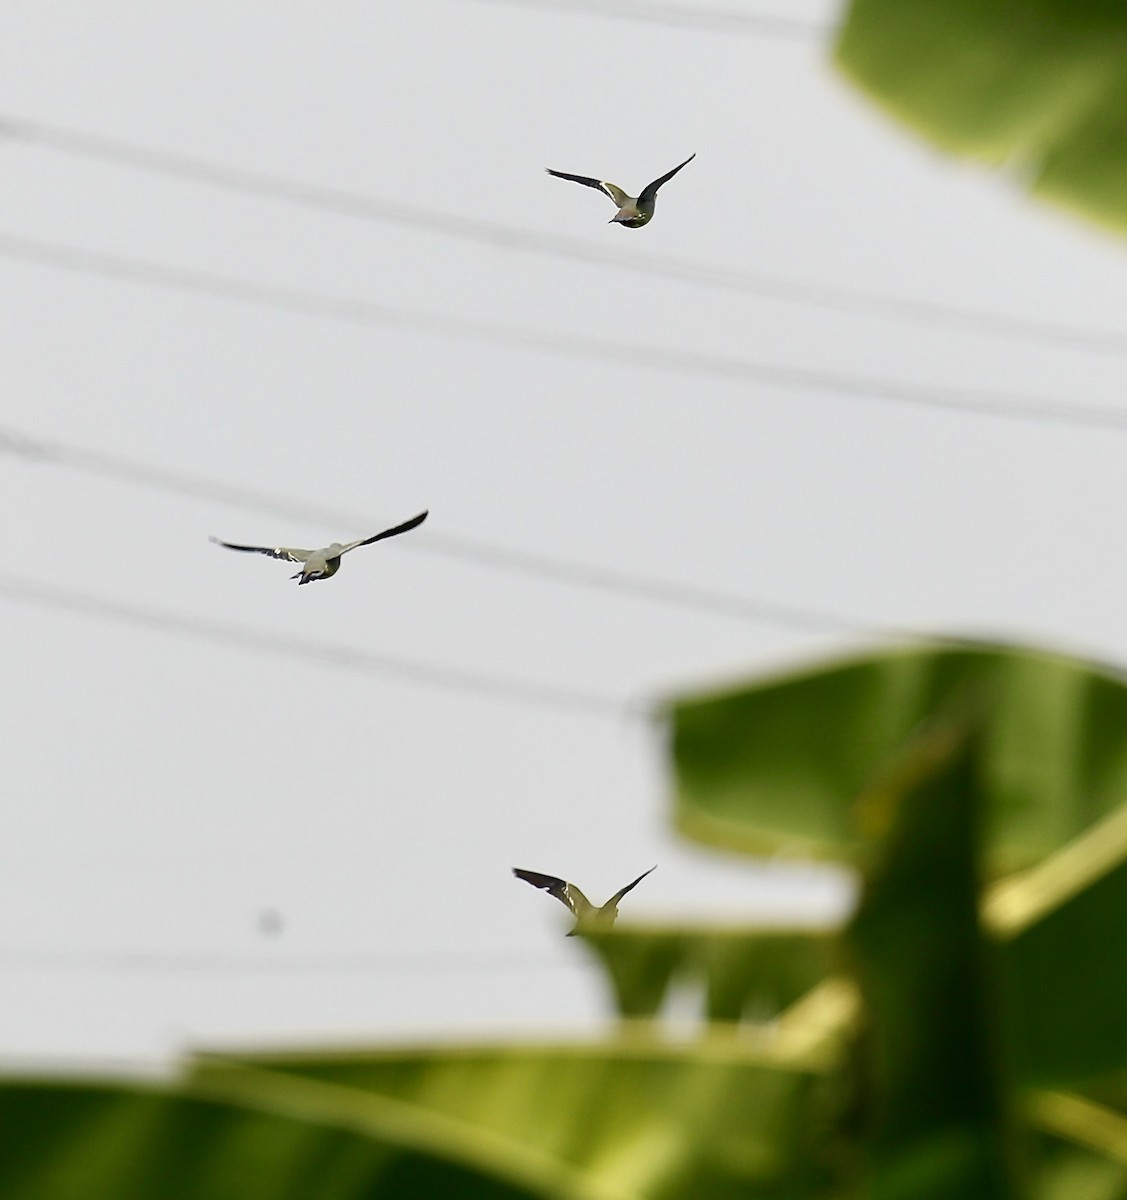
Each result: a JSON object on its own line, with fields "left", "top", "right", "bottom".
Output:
{"left": 545, "top": 154, "right": 695, "bottom": 227}
{"left": 512, "top": 866, "right": 656, "bottom": 935}
{"left": 210, "top": 510, "right": 428, "bottom": 585}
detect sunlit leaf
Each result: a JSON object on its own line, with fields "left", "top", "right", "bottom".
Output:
{"left": 835, "top": 0, "right": 1127, "bottom": 235}
{"left": 1028, "top": 1092, "right": 1127, "bottom": 1198}
{"left": 208, "top": 1042, "right": 837, "bottom": 1200}
{"left": 671, "top": 644, "right": 1127, "bottom": 873}
{"left": 1028, "top": 1129, "right": 1127, "bottom": 1200}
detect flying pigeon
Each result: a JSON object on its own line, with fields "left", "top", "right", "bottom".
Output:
{"left": 545, "top": 154, "right": 695, "bottom": 227}
{"left": 210, "top": 510, "right": 428, "bottom": 585}
{"left": 512, "top": 866, "right": 656, "bottom": 935}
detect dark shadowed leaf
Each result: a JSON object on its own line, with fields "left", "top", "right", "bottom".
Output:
{"left": 994, "top": 804, "right": 1127, "bottom": 1087}
{"left": 848, "top": 715, "right": 1019, "bottom": 1200}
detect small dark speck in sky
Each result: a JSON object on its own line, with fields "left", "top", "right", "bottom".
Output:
{"left": 257, "top": 908, "right": 285, "bottom": 937}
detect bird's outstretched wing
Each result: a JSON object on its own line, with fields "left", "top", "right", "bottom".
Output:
{"left": 545, "top": 169, "right": 629, "bottom": 209}
{"left": 606, "top": 865, "right": 657, "bottom": 908}
{"left": 637, "top": 154, "right": 695, "bottom": 206}
{"left": 210, "top": 537, "right": 309, "bottom": 564}
{"left": 513, "top": 868, "right": 593, "bottom": 918}
{"left": 340, "top": 510, "right": 429, "bottom": 555}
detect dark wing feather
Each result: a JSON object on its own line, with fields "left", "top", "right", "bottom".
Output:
{"left": 546, "top": 168, "right": 609, "bottom": 193}
{"left": 545, "top": 169, "right": 626, "bottom": 205}
{"left": 349, "top": 510, "right": 429, "bottom": 551}
{"left": 606, "top": 865, "right": 657, "bottom": 908}
{"left": 209, "top": 537, "right": 305, "bottom": 563}
{"left": 637, "top": 154, "right": 695, "bottom": 206}
{"left": 513, "top": 868, "right": 591, "bottom": 917}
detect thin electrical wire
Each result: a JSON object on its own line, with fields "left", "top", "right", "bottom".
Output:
{"left": 459, "top": 0, "right": 829, "bottom": 38}
{"left": 0, "top": 572, "right": 632, "bottom": 719}
{"left": 0, "top": 947, "right": 569, "bottom": 975}
{"left": 6, "top": 233, "right": 1127, "bottom": 433}
{"left": 0, "top": 424, "right": 877, "bottom": 636}
{"left": 8, "top": 115, "right": 1127, "bottom": 359}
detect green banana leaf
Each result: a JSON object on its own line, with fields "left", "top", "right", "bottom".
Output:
{"left": 1027, "top": 1118, "right": 1127, "bottom": 1200}
{"left": 670, "top": 644, "right": 1127, "bottom": 874}
{"left": 0, "top": 1072, "right": 560, "bottom": 1200}
{"left": 835, "top": 0, "right": 1127, "bottom": 234}
{"left": 579, "top": 925, "right": 839, "bottom": 1022}
{"left": 203, "top": 1044, "right": 835, "bottom": 1200}
{"left": 670, "top": 642, "right": 1127, "bottom": 1088}
{"left": 846, "top": 714, "right": 1019, "bottom": 1199}
{"left": 1027, "top": 1091, "right": 1127, "bottom": 1199}
{"left": 993, "top": 801, "right": 1127, "bottom": 1087}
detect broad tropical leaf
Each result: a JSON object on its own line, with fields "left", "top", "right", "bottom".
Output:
{"left": 1027, "top": 1092, "right": 1127, "bottom": 1199}
{"left": 670, "top": 644, "right": 1127, "bottom": 873}
{"left": 835, "top": 0, "right": 1127, "bottom": 235}
{"left": 204, "top": 1043, "right": 836, "bottom": 1200}
{"left": 992, "top": 804, "right": 1127, "bottom": 1087}
{"left": 848, "top": 715, "right": 1019, "bottom": 1199}
{"left": 580, "top": 925, "right": 838, "bottom": 1022}
{"left": 0, "top": 1074, "right": 558, "bottom": 1200}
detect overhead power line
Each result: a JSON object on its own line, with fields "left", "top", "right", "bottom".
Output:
{"left": 8, "top": 116, "right": 1127, "bottom": 359}
{"left": 0, "top": 426, "right": 1023, "bottom": 652}
{"left": 459, "top": 0, "right": 829, "bottom": 39}
{"left": 0, "top": 946, "right": 569, "bottom": 975}
{"left": 0, "top": 572, "right": 631, "bottom": 719}
{"left": 5, "top": 233, "right": 1127, "bottom": 433}
{"left": 0, "top": 424, "right": 876, "bottom": 636}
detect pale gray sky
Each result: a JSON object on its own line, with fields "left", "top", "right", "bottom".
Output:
{"left": 4, "top": 0, "right": 1127, "bottom": 1068}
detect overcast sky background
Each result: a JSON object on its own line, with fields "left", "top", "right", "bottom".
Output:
{"left": 6, "top": 0, "right": 1127, "bottom": 1071}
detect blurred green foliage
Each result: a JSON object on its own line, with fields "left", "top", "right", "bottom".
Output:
{"left": 196, "top": 1046, "right": 834, "bottom": 1199}
{"left": 9, "top": 644, "right": 1127, "bottom": 1196}
{"left": 847, "top": 716, "right": 1017, "bottom": 1199}
{"left": 581, "top": 925, "right": 839, "bottom": 1021}
{"left": 0, "top": 1076, "right": 550, "bottom": 1199}
{"left": 836, "top": 0, "right": 1127, "bottom": 233}
{"left": 670, "top": 644, "right": 1127, "bottom": 873}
